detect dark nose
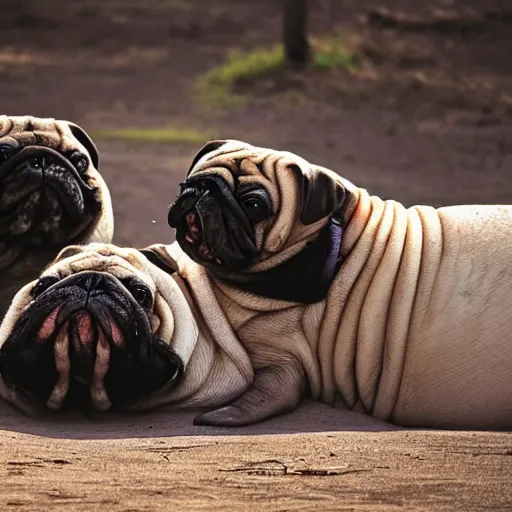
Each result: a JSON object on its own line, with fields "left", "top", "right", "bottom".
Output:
{"left": 72, "top": 271, "right": 109, "bottom": 293}
{"left": 171, "top": 175, "right": 253, "bottom": 234}
{"left": 55, "top": 271, "right": 112, "bottom": 326}
{"left": 26, "top": 155, "right": 47, "bottom": 180}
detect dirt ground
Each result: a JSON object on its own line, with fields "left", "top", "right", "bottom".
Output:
{"left": 0, "top": 0, "right": 512, "bottom": 509}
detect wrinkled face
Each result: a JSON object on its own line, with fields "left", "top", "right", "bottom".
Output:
{"left": 168, "top": 140, "right": 348, "bottom": 274}
{"left": 169, "top": 141, "right": 272, "bottom": 270}
{"left": 0, "top": 116, "right": 112, "bottom": 270}
{"left": 0, "top": 244, "right": 183, "bottom": 413}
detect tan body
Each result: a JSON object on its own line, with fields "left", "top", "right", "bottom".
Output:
{"left": 128, "top": 265, "right": 254, "bottom": 412}
{"left": 158, "top": 187, "right": 512, "bottom": 429}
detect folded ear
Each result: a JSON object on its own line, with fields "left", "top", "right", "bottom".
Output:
{"left": 66, "top": 122, "right": 100, "bottom": 170}
{"left": 187, "top": 140, "right": 227, "bottom": 175}
{"left": 292, "top": 164, "right": 347, "bottom": 225}
{"left": 139, "top": 245, "right": 177, "bottom": 275}
{"left": 55, "top": 244, "right": 85, "bottom": 262}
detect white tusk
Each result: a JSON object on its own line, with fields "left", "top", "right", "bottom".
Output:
{"left": 90, "top": 329, "right": 112, "bottom": 411}
{"left": 46, "top": 325, "right": 71, "bottom": 410}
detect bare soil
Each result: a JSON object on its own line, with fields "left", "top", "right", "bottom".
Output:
{"left": 0, "top": 0, "right": 511, "bottom": 509}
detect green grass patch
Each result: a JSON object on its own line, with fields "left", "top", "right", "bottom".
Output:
{"left": 194, "top": 45, "right": 285, "bottom": 109}
{"left": 194, "top": 31, "right": 359, "bottom": 109}
{"left": 90, "top": 126, "right": 211, "bottom": 144}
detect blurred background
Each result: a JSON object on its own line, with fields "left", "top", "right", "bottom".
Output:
{"left": 1, "top": 0, "right": 511, "bottom": 248}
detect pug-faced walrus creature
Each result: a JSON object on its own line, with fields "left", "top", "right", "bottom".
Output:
{"left": 0, "top": 116, "right": 113, "bottom": 320}
{"left": 2, "top": 233, "right": 511, "bottom": 430}
{"left": 162, "top": 139, "right": 512, "bottom": 430}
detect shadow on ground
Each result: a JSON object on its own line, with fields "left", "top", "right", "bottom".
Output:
{"left": 0, "top": 400, "right": 402, "bottom": 440}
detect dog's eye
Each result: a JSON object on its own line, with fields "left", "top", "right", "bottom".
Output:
{"left": 31, "top": 275, "right": 60, "bottom": 298}
{"left": 239, "top": 189, "right": 271, "bottom": 222}
{"left": 122, "top": 278, "right": 154, "bottom": 309}
{"left": 0, "top": 143, "right": 15, "bottom": 165}
{"left": 67, "top": 150, "right": 89, "bottom": 175}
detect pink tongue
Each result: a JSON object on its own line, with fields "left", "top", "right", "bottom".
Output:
{"left": 109, "top": 318, "right": 124, "bottom": 348}
{"left": 186, "top": 211, "right": 202, "bottom": 240}
{"left": 38, "top": 307, "right": 62, "bottom": 340}
{"left": 39, "top": 308, "right": 125, "bottom": 347}
{"left": 76, "top": 312, "right": 94, "bottom": 345}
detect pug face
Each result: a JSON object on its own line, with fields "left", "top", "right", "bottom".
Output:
{"left": 168, "top": 140, "right": 351, "bottom": 276}
{"left": 0, "top": 244, "right": 184, "bottom": 414}
{"left": 0, "top": 115, "right": 114, "bottom": 272}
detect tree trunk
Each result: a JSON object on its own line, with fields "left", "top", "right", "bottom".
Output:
{"left": 283, "top": 0, "right": 310, "bottom": 69}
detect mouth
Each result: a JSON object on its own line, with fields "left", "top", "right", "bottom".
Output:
{"left": 41, "top": 305, "right": 121, "bottom": 410}
{"left": 184, "top": 208, "right": 222, "bottom": 265}
{"left": 168, "top": 176, "right": 258, "bottom": 270}
{"left": 0, "top": 145, "right": 100, "bottom": 267}
{"left": 0, "top": 272, "right": 183, "bottom": 412}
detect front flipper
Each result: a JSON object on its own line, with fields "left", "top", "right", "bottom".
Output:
{"left": 194, "top": 363, "right": 305, "bottom": 427}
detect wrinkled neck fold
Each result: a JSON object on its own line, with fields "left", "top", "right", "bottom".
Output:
{"left": 168, "top": 245, "right": 253, "bottom": 382}
{"left": 314, "top": 189, "right": 438, "bottom": 421}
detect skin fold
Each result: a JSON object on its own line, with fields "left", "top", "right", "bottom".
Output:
{"left": 0, "top": 115, "right": 114, "bottom": 320}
